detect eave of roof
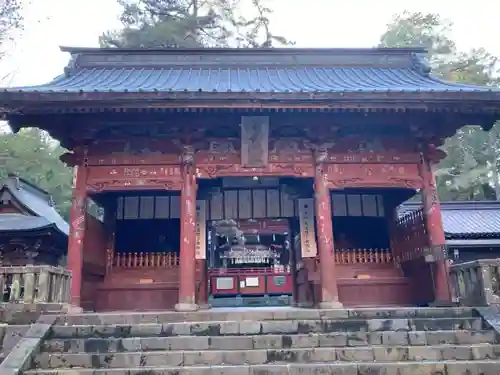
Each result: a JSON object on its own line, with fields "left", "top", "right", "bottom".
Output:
{"left": 1, "top": 46, "right": 500, "bottom": 110}
{"left": 1, "top": 177, "right": 69, "bottom": 236}
{"left": 0, "top": 214, "right": 66, "bottom": 237}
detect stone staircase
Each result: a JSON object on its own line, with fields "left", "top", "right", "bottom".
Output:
{"left": 24, "top": 307, "right": 500, "bottom": 374}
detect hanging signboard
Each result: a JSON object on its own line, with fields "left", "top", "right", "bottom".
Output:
{"left": 195, "top": 200, "right": 207, "bottom": 260}
{"left": 298, "top": 198, "right": 317, "bottom": 258}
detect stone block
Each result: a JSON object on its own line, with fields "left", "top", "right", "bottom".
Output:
{"left": 381, "top": 331, "right": 408, "bottom": 345}
{"left": 168, "top": 336, "right": 210, "bottom": 350}
{"left": 183, "top": 350, "right": 224, "bottom": 366}
{"left": 440, "top": 345, "right": 473, "bottom": 360}
{"left": 162, "top": 322, "right": 191, "bottom": 336}
{"left": 211, "top": 365, "right": 251, "bottom": 375}
{"left": 239, "top": 321, "right": 262, "bottom": 335}
{"left": 289, "top": 363, "right": 357, "bottom": 375}
{"left": 250, "top": 364, "right": 289, "bottom": 375}
{"left": 261, "top": 321, "right": 298, "bottom": 334}
{"left": 368, "top": 331, "right": 383, "bottom": 345}
{"left": 425, "top": 331, "right": 456, "bottom": 345}
{"left": 83, "top": 337, "right": 112, "bottom": 353}
{"left": 223, "top": 349, "right": 267, "bottom": 365}
{"left": 319, "top": 309, "right": 349, "bottom": 320}
{"left": 408, "top": 331, "right": 427, "bottom": 345}
{"left": 390, "top": 362, "right": 446, "bottom": 375}
{"left": 471, "top": 344, "right": 494, "bottom": 360}
{"left": 291, "top": 334, "right": 319, "bottom": 348}
{"left": 336, "top": 347, "right": 374, "bottom": 361}
{"left": 140, "top": 337, "right": 169, "bottom": 351}
{"left": 407, "top": 346, "right": 441, "bottom": 361}
{"left": 296, "top": 320, "right": 323, "bottom": 334}
{"left": 368, "top": 318, "right": 409, "bottom": 332}
{"left": 318, "top": 333, "right": 348, "bottom": 347}
{"left": 129, "top": 323, "right": 163, "bottom": 336}
{"left": 219, "top": 321, "right": 239, "bottom": 335}
{"left": 310, "top": 348, "right": 335, "bottom": 362}
{"left": 252, "top": 335, "right": 284, "bottom": 350}
{"left": 190, "top": 322, "right": 222, "bottom": 336}
{"left": 346, "top": 332, "right": 370, "bottom": 346}
{"left": 372, "top": 346, "right": 409, "bottom": 361}
{"left": 446, "top": 361, "right": 499, "bottom": 375}
{"left": 210, "top": 336, "right": 253, "bottom": 350}
{"left": 455, "top": 330, "right": 496, "bottom": 345}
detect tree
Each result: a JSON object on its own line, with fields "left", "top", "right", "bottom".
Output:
{"left": 379, "top": 11, "right": 500, "bottom": 200}
{"left": 0, "top": 0, "right": 23, "bottom": 57}
{"left": 0, "top": 129, "right": 73, "bottom": 219}
{"left": 100, "top": 0, "right": 292, "bottom": 48}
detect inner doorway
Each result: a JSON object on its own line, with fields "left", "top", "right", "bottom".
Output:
{"left": 198, "top": 176, "right": 311, "bottom": 308}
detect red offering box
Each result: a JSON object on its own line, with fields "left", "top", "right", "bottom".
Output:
{"left": 210, "top": 275, "right": 238, "bottom": 295}
{"left": 239, "top": 274, "right": 266, "bottom": 295}
{"left": 266, "top": 273, "right": 293, "bottom": 294}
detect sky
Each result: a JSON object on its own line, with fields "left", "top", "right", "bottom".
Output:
{"left": 1, "top": 0, "right": 500, "bottom": 87}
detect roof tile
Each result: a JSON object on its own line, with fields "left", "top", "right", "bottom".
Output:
{"left": 7, "top": 67, "right": 496, "bottom": 94}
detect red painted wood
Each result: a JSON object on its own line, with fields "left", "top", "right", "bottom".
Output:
{"left": 420, "top": 157, "right": 451, "bottom": 303}
{"left": 178, "top": 164, "right": 197, "bottom": 307}
{"left": 67, "top": 165, "right": 88, "bottom": 307}
{"left": 314, "top": 165, "right": 340, "bottom": 306}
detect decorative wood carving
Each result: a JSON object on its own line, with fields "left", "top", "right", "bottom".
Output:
{"left": 86, "top": 139, "right": 182, "bottom": 166}
{"left": 327, "top": 153, "right": 420, "bottom": 164}
{"left": 241, "top": 116, "right": 269, "bottom": 167}
{"left": 325, "top": 163, "right": 423, "bottom": 189}
{"left": 86, "top": 165, "right": 182, "bottom": 192}
{"left": 196, "top": 163, "right": 314, "bottom": 179}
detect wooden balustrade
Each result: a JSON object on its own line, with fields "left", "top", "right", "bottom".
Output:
{"left": 112, "top": 252, "right": 180, "bottom": 269}
{"left": 450, "top": 259, "right": 500, "bottom": 306}
{"left": 334, "top": 248, "right": 393, "bottom": 264}
{"left": 315, "top": 248, "right": 393, "bottom": 265}
{"left": 0, "top": 265, "right": 71, "bottom": 303}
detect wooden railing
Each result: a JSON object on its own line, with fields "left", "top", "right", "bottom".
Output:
{"left": 112, "top": 252, "right": 180, "bottom": 269}
{"left": 315, "top": 248, "right": 393, "bottom": 265}
{"left": 450, "top": 259, "right": 500, "bottom": 306}
{"left": 0, "top": 265, "right": 71, "bottom": 303}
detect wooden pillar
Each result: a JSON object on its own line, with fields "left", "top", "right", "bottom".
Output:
{"left": 314, "top": 157, "right": 342, "bottom": 308}
{"left": 419, "top": 153, "right": 451, "bottom": 304}
{"left": 67, "top": 163, "right": 87, "bottom": 309}
{"left": 175, "top": 147, "right": 199, "bottom": 311}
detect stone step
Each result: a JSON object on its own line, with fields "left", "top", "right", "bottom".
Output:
{"left": 53, "top": 307, "right": 478, "bottom": 325}
{"left": 46, "top": 317, "right": 484, "bottom": 339}
{"left": 32, "top": 344, "right": 500, "bottom": 369}
{"left": 40, "top": 330, "right": 498, "bottom": 353}
{"left": 23, "top": 360, "right": 500, "bottom": 375}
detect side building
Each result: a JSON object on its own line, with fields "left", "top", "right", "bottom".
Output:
{"left": 0, "top": 174, "right": 70, "bottom": 303}
{"left": 400, "top": 201, "right": 500, "bottom": 263}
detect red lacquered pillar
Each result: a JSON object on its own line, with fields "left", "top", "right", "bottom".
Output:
{"left": 419, "top": 153, "right": 451, "bottom": 304}
{"left": 67, "top": 164, "right": 87, "bottom": 309}
{"left": 314, "top": 161, "right": 343, "bottom": 309}
{"left": 175, "top": 156, "right": 199, "bottom": 311}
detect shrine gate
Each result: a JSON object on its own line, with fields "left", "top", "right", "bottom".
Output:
{"left": 1, "top": 47, "right": 500, "bottom": 311}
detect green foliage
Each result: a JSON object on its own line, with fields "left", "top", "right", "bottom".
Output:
{"left": 100, "top": 0, "right": 293, "bottom": 48}
{"left": 0, "top": 128, "right": 73, "bottom": 219}
{"left": 379, "top": 11, "right": 500, "bottom": 201}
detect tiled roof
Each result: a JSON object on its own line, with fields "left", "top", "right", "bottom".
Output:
{"left": 7, "top": 66, "right": 496, "bottom": 94}
{"left": 399, "top": 201, "right": 500, "bottom": 238}
{"left": 3, "top": 47, "right": 499, "bottom": 95}
{"left": 0, "top": 175, "right": 69, "bottom": 236}
{"left": 0, "top": 214, "right": 59, "bottom": 233}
